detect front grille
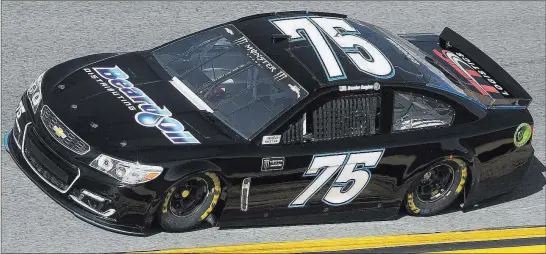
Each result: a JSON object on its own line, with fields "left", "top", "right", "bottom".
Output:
{"left": 40, "top": 105, "right": 90, "bottom": 155}
{"left": 22, "top": 123, "right": 80, "bottom": 193}
{"left": 26, "top": 152, "right": 69, "bottom": 190}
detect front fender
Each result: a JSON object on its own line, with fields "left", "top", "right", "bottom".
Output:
{"left": 144, "top": 159, "right": 228, "bottom": 226}
{"left": 164, "top": 160, "right": 222, "bottom": 181}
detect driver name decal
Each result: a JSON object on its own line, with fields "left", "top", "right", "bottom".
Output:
{"left": 84, "top": 66, "right": 200, "bottom": 144}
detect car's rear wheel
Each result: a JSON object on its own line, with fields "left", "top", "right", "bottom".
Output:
{"left": 405, "top": 158, "right": 467, "bottom": 216}
{"left": 158, "top": 172, "right": 221, "bottom": 232}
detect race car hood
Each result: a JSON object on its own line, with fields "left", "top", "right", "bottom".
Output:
{"left": 39, "top": 52, "right": 237, "bottom": 150}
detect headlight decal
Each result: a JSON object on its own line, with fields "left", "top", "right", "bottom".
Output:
{"left": 90, "top": 154, "right": 163, "bottom": 184}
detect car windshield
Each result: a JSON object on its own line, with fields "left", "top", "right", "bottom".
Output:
{"left": 152, "top": 25, "right": 308, "bottom": 139}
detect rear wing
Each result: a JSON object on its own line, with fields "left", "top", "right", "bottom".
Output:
{"left": 438, "top": 27, "right": 532, "bottom": 108}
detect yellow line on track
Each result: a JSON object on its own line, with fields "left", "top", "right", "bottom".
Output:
{"left": 432, "top": 244, "right": 546, "bottom": 253}
{"left": 140, "top": 226, "right": 546, "bottom": 253}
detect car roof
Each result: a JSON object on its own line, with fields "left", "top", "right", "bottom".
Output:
{"left": 233, "top": 11, "right": 429, "bottom": 93}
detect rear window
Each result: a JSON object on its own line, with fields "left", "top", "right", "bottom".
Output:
{"left": 392, "top": 92, "right": 455, "bottom": 131}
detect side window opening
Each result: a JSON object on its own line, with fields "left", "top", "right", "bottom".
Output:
{"left": 281, "top": 92, "right": 381, "bottom": 144}
{"left": 312, "top": 93, "right": 380, "bottom": 141}
{"left": 392, "top": 92, "right": 455, "bottom": 131}
{"left": 281, "top": 113, "right": 306, "bottom": 144}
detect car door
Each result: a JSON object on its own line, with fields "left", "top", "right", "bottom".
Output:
{"left": 218, "top": 87, "right": 391, "bottom": 226}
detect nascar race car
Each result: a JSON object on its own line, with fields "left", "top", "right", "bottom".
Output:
{"left": 4, "top": 11, "right": 535, "bottom": 235}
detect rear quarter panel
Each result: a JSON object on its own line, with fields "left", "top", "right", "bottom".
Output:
{"left": 461, "top": 109, "right": 535, "bottom": 206}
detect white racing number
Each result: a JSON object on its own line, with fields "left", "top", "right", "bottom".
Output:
{"left": 15, "top": 101, "right": 26, "bottom": 132}
{"left": 289, "top": 150, "right": 384, "bottom": 207}
{"left": 271, "top": 18, "right": 345, "bottom": 80}
{"left": 270, "top": 17, "right": 394, "bottom": 80}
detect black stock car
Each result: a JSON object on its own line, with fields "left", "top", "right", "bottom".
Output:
{"left": 5, "top": 11, "right": 535, "bottom": 235}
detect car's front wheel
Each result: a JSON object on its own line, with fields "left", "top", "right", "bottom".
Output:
{"left": 405, "top": 158, "right": 468, "bottom": 216}
{"left": 158, "top": 172, "right": 222, "bottom": 232}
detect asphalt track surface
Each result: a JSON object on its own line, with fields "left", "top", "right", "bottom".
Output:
{"left": 1, "top": 1, "right": 544, "bottom": 253}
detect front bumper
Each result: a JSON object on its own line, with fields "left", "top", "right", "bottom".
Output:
{"left": 5, "top": 124, "right": 159, "bottom": 236}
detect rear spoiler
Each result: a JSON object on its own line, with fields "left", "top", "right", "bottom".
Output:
{"left": 438, "top": 27, "right": 532, "bottom": 108}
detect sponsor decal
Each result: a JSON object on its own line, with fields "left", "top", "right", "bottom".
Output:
{"left": 407, "top": 193, "right": 421, "bottom": 214}
{"left": 262, "top": 135, "right": 281, "bottom": 145}
{"left": 162, "top": 187, "right": 175, "bottom": 213}
{"left": 84, "top": 68, "right": 136, "bottom": 111}
{"left": 12, "top": 100, "right": 26, "bottom": 149}
{"left": 27, "top": 72, "right": 45, "bottom": 113}
{"left": 235, "top": 36, "right": 284, "bottom": 78}
{"left": 456, "top": 166, "right": 468, "bottom": 194}
{"left": 233, "top": 32, "right": 304, "bottom": 101}
{"left": 15, "top": 100, "right": 26, "bottom": 133}
{"left": 199, "top": 172, "right": 222, "bottom": 220}
{"left": 514, "top": 123, "right": 532, "bottom": 147}
{"left": 272, "top": 71, "right": 288, "bottom": 81}
{"left": 433, "top": 49, "right": 509, "bottom": 97}
{"left": 339, "top": 82, "right": 380, "bottom": 92}
{"left": 84, "top": 66, "right": 199, "bottom": 144}
{"left": 261, "top": 157, "right": 285, "bottom": 171}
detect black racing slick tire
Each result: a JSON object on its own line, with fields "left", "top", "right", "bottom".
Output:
{"left": 405, "top": 158, "right": 468, "bottom": 216}
{"left": 158, "top": 172, "right": 222, "bottom": 232}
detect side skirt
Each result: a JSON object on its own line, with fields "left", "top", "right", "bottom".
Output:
{"left": 218, "top": 206, "right": 400, "bottom": 228}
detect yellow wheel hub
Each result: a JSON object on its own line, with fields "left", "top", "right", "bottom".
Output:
{"left": 182, "top": 190, "right": 190, "bottom": 198}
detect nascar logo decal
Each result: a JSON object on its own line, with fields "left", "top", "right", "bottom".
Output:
{"left": 84, "top": 66, "right": 199, "bottom": 144}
